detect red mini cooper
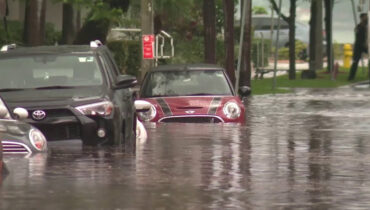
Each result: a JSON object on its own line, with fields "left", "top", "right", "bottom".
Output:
{"left": 138, "top": 64, "right": 250, "bottom": 123}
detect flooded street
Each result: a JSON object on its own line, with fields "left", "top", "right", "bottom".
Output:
{"left": 2, "top": 87, "right": 370, "bottom": 209}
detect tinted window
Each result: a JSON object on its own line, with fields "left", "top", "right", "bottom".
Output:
{"left": 0, "top": 55, "right": 103, "bottom": 89}
{"left": 141, "top": 70, "right": 233, "bottom": 97}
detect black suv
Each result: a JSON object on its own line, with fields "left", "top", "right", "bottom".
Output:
{"left": 0, "top": 42, "right": 137, "bottom": 151}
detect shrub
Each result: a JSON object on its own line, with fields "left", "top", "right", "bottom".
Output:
{"left": 0, "top": 20, "right": 24, "bottom": 46}
{"left": 0, "top": 20, "right": 61, "bottom": 46}
{"left": 275, "top": 40, "right": 308, "bottom": 60}
{"left": 107, "top": 40, "right": 141, "bottom": 76}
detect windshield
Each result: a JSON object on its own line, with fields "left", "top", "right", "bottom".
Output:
{"left": 141, "top": 70, "right": 233, "bottom": 97}
{"left": 0, "top": 55, "right": 103, "bottom": 90}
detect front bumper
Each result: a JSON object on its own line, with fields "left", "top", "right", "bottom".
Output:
{"left": 158, "top": 115, "right": 224, "bottom": 123}
{"left": 24, "top": 108, "right": 115, "bottom": 143}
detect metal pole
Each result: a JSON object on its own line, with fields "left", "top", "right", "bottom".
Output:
{"left": 272, "top": 0, "right": 282, "bottom": 91}
{"left": 235, "top": 0, "right": 247, "bottom": 91}
{"left": 261, "top": 32, "right": 265, "bottom": 68}
{"left": 270, "top": 6, "right": 275, "bottom": 51}
{"left": 329, "top": 0, "right": 335, "bottom": 80}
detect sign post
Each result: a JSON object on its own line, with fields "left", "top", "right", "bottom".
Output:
{"left": 142, "top": 34, "right": 155, "bottom": 60}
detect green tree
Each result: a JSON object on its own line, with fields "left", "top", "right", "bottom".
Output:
{"left": 54, "top": 0, "right": 129, "bottom": 44}
{"left": 270, "top": 0, "right": 296, "bottom": 80}
{"left": 252, "top": 6, "right": 268, "bottom": 15}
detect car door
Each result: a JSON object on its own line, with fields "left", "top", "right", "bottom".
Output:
{"left": 100, "top": 51, "right": 135, "bottom": 140}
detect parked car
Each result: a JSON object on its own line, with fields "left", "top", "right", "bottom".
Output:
{"left": 138, "top": 64, "right": 249, "bottom": 123}
{"left": 0, "top": 41, "right": 139, "bottom": 151}
{"left": 0, "top": 96, "right": 47, "bottom": 154}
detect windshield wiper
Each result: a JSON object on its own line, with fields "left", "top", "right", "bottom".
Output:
{"left": 35, "top": 85, "right": 76, "bottom": 90}
{"left": 0, "top": 88, "right": 27, "bottom": 92}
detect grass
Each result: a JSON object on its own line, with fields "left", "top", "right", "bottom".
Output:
{"left": 251, "top": 67, "right": 369, "bottom": 95}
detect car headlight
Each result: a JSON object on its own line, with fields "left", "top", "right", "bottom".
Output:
{"left": 223, "top": 102, "right": 241, "bottom": 119}
{"left": 0, "top": 99, "right": 11, "bottom": 119}
{"left": 29, "top": 129, "right": 47, "bottom": 151}
{"left": 138, "top": 104, "right": 156, "bottom": 122}
{"left": 75, "top": 101, "right": 113, "bottom": 116}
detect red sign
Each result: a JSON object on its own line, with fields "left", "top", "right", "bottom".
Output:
{"left": 142, "top": 35, "right": 155, "bottom": 59}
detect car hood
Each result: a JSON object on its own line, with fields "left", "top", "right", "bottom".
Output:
{"left": 0, "top": 119, "right": 32, "bottom": 138}
{"left": 146, "top": 96, "right": 239, "bottom": 116}
{"left": 0, "top": 86, "right": 106, "bottom": 109}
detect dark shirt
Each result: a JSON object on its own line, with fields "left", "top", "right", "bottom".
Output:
{"left": 354, "top": 22, "right": 368, "bottom": 52}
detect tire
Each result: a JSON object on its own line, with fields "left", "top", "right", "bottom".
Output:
{"left": 122, "top": 119, "right": 136, "bottom": 154}
{"left": 82, "top": 138, "right": 99, "bottom": 146}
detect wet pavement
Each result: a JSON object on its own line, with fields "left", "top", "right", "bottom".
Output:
{"left": 2, "top": 87, "right": 370, "bottom": 209}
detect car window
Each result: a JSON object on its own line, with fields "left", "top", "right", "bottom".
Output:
{"left": 141, "top": 70, "right": 233, "bottom": 97}
{"left": 103, "top": 50, "right": 120, "bottom": 76}
{"left": 0, "top": 55, "right": 103, "bottom": 89}
{"left": 98, "top": 55, "right": 115, "bottom": 85}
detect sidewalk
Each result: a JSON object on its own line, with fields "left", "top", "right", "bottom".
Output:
{"left": 253, "top": 59, "right": 369, "bottom": 79}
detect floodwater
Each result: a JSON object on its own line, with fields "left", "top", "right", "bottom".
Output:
{"left": 2, "top": 87, "right": 370, "bottom": 209}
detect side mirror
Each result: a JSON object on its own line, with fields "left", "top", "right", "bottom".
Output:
{"left": 0, "top": 106, "right": 8, "bottom": 119}
{"left": 115, "top": 75, "right": 138, "bottom": 89}
{"left": 13, "top": 107, "right": 29, "bottom": 120}
{"left": 134, "top": 100, "right": 151, "bottom": 112}
{"left": 239, "top": 86, "right": 251, "bottom": 97}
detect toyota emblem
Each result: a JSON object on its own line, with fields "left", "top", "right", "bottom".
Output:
{"left": 32, "top": 110, "right": 46, "bottom": 120}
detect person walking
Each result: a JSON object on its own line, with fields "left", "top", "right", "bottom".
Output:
{"left": 348, "top": 13, "right": 368, "bottom": 81}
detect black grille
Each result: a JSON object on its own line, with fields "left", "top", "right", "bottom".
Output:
{"left": 36, "top": 123, "right": 81, "bottom": 141}
{"left": 2, "top": 142, "right": 30, "bottom": 154}
{"left": 29, "top": 109, "right": 75, "bottom": 119}
{"left": 160, "top": 116, "right": 223, "bottom": 123}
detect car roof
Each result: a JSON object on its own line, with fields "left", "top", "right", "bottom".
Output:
{"left": 150, "top": 64, "right": 225, "bottom": 72}
{"left": 0, "top": 45, "right": 102, "bottom": 57}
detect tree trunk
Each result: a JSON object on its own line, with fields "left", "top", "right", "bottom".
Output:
{"left": 24, "top": 0, "right": 46, "bottom": 46}
{"left": 288, "top": 0, "right": 296, "bottom": 80}
{"left": 203, "top": 0, "right": 216, "bottom": 64}
{"left": 309, "top": 0, "right": 323, "bottom": 71}
{"left": 62, "top": 3, "right": 75, "bottom": 44}
{"left": 324, "top": 0, "right": 333, "bottom": 73}
{"left": 241, "top": 0, "right": 252, "bottom": 88}
{"left": 223, "top": 0, "right": 235, "bottom": 85}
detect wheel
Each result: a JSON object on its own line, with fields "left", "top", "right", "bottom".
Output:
{"left": 122, "top": 118, "right": 136, "bottom": 154}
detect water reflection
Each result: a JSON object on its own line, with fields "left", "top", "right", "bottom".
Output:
{"left": 2, "top": 88, "right": 370, "bottom": 209}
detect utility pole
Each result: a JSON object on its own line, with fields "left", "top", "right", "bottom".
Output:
{"left": 223, "top": 0, "right": 235, "bottom": 85}
{"left": 140, "top": 0, "right": 154, "bottom": 82}
{"left": 235, "top": 0, "right": 252, "bottom": 91}
{"left": 242, "top": 0, "right": 252, "bottom": 88}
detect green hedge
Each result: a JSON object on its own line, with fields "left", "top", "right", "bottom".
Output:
{"left": 0, "top": 20, "right": 60, "bottom": 46}
{"left": 276, "top": 40, "right": 308, "bottom": 60}
{"left": 107, "top": 40, "right": 141, "bottom": 77}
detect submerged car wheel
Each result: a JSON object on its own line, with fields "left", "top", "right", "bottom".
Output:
{"left": 82, "top": 138, "right": 99, "bottom": 146}
{"left": 122, "top": 120, "right": 136, "bottom": 153}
